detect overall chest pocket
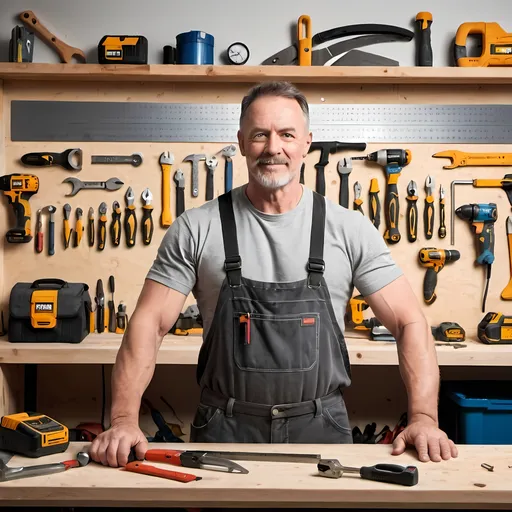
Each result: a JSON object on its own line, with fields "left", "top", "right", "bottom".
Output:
{"left": 233, "top": 312, "right": 320, "bottom": 372}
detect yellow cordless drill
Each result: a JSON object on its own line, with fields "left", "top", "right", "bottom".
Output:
{"left": 0, "top": 174, "right": 39, "bottom": 243}
{"left": 418, "top": 248, "right": 460, "bottom": 304}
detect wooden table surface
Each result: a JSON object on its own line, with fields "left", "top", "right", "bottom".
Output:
{"left": 1, "top": 442, "right": 511, "bottom": 509}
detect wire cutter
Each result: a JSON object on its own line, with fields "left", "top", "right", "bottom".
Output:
{"left": 128, "top": 448, "right": 249, "bottom": 474}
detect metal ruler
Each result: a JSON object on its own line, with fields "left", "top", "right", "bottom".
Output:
{"left": 11, "top": 100, "right": 512, "bottom": 143}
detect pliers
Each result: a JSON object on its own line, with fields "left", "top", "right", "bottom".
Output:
{"left": 127, "top": 448, "right": 248, "bottom": 479}
{"left": 353, "top": 181, "right": 364, "bottom": 214}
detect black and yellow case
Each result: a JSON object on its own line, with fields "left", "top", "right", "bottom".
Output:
{"left": 8, "top": 278, "right": 92, "bottom": 343}
{"left": 98, "top": 35, "right": 148, "bottom": 64}
{"left": 0, "top": 412, "right": 69, "bottom": 457}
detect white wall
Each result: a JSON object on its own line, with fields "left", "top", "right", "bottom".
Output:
{"left": 0, "top": 0, "right": 510, "bottom": 66}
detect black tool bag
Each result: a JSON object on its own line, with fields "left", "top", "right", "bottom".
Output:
{"left": 8, "top": 278, "right": 92, "bottom": 343}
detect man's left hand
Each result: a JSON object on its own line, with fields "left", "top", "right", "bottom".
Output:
{"left": 392, "top": 415, "right": 458, "bottom": 462}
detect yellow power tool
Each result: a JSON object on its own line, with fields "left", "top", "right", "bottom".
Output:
{"left": 345, "top": 296, "right": 394, "bottom": 341}
{"left": 455, "top": 22, "right": 512, "bottom": 67}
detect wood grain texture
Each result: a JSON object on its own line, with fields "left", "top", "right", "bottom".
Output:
{"left": 0, "top": 334, "right": 511, "bottom": 366}
{"left": 1, "top": 64, "right": 512, "bottom": 84}
{"left": 1, "top": 442, "right": 511, "bottom": 508}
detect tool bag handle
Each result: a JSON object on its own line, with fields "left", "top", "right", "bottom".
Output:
{"left": 30, "top": 278, "right": 68, "bottom": 289}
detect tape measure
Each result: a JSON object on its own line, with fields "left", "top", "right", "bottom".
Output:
{"left": 98, "top": 35, "right": 148, "bottom": 64}
{"left": 0, "top": 412, "right": 69, "bottom": 458}
{"left": 478, "top": 313, "right": 512, "bottom": 344}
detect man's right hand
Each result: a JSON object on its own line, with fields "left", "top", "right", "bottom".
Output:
{"left": 89, "top": 421, "right": 148, "bottom": 467}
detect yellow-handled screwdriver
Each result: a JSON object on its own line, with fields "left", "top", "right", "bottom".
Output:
{"left": 63, "top": 203, "right": 72, "bottom": 249}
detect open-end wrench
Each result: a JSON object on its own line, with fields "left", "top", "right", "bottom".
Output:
{"left": 91, "top": 153, "right": 143, "bottom": 167}
{"left": 173, "top": 169, "right": 185, "bottom": 218}
{"left": 183, "top": 154, "right": 206, "bottom": 198}
{"left": 205, "top": 156, "right": 218, "bottom": 201}
{"left": 0, "top": 451, "right": 89, "bottom": 482}
{"left": 62, "top": 177, "right": 124, "bottom": 197}
{"left": 337, "top": 157, "right": 352, "bottom": 208}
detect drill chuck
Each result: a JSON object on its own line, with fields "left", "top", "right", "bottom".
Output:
{"left": 444, "top": 249, "right": 461, "bottom": 263}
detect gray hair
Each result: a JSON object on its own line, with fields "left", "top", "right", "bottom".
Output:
{"left": 239, "top": 81, "right": 310, "bottom": 128}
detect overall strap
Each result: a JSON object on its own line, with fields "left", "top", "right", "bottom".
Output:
{"left": 308, "top": 192, "right": 326, "bottom": 287}
{"left": 218, "top": 192, "right": 242, "bottom": 287}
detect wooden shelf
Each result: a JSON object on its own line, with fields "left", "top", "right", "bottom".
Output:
{"left": 1, "top": 63, "right": 512, "bottom": 84}
{"left": 0, "top": 334, "right": 510, "bottom": 366}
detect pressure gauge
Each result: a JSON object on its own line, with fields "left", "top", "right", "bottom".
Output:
{"left": 227, "top": 42, "right": 250, "bottom": 65}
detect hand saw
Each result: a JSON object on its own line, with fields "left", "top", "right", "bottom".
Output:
{"left": 455, "top": 22, "right": 512, "bottom": 67}
{"left": 262, "top": 24, "right": 414, "bottom": 66}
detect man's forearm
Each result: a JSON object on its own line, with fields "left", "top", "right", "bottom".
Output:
{"left": 110, "top": 316, "right": 163, "bottom": 425}
{"left": 396, "top": 318, "right": 440, "bottom": 424}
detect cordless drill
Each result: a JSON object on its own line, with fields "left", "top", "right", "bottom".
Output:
{"left": 418, "top": 248, "right": 460, "bottom": 304}
{"left": 0, "top": 174, "right": 39, "bottom": 243}
{"left": 352, "top": 149, "right": 411, "bottom": 244}
{"left": 455, "top": 203, "right": 497, "bottom": 312}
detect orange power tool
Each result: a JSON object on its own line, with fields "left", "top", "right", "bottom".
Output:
{"left": 455, "top": 22, "right": 512, "bottom": 67}
{"left": 0, "top": 174, "right": 39, "bottom": 243}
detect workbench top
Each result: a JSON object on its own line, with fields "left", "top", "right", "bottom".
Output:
{"left": 1, "top": 442, "right": 511, "bottom": 509}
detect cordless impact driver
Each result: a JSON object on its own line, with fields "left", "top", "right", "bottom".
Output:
{"left": 455, "top": 203, "right": 497, "bottom": 312}
{"left": 352, "top": 149, "right": 412, "bottom": 244}
{"left": 418, "top": 248, "right": 460, "bottom": 304}
{"left": 0, "top": 174, "right": 39, "bottom": 243}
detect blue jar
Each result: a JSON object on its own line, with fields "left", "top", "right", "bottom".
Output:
{"left": 176, "top": 31, "right": 214, "bottom": 65}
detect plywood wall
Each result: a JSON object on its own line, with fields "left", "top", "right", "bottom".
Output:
{"left": 2, "top": 78, "right": 512, "bottom": 432}
{"left": 2, "top": 80, "right": 512, "bottom": 338}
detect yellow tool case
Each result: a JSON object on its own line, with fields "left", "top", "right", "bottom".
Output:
{"left": 8, "top": 278, "right": 92, "bottom": 343}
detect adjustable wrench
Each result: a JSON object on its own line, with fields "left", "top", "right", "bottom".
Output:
{"left": 62, "top": 177, "right": 124, "bottom": 197}
{"left": 91, "top": 153, "right": 143, "bottom": 167}
{"left": 159, "top": 151, "right": 174, "bottom": 226}
{"left": 205, "top": 156, "right": 218, "bottom": 201}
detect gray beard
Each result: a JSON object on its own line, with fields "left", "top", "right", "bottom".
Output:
{"left": 250, "top": 168, "right": 296, "bottom": 189}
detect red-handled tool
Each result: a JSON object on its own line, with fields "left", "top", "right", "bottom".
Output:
{"left": 125, "top": 461, "right": 201, "bottom": 483}
{"left": 129, "top": 448, "right": 249, "bottom": 474}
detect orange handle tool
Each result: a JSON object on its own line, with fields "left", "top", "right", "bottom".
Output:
{"left": 297, "top": 15, "right": 312, "bottom": 66}
{"left": 125, "top": 461, "right": 201, "bottom": 483}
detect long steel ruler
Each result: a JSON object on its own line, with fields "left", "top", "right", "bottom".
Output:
{"left": 11, "top": 101, "right": 512, "bottom": 143}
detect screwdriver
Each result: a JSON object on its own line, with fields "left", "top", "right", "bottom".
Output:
{"left": 415, "top": 12, "right": 433, "bottom": 66}
{"left": 97, "top": 202, "right": 107, "bottom": 251}
{"left": 318, "top": 459, "right": 418, "bottom": 486}
{"left": 35, "top": 209, "right": 43, "bottom": 253}
{"left": 124, "top": 187, "right": 137, "bottom": 247}
{"left": 368, "top": 178, "right": 381, "bottom": 229}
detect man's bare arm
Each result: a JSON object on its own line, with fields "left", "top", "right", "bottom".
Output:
{"left": 363, "top": 275, "right": 438, "bottom": 422}
{"left": 363, "top": 275, "right": 457, "bottom": 461}
{"left": 110, "top": 279, "right": 187, "bottom": 425}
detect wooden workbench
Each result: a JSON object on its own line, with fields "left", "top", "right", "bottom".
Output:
{"left": 1, "top": 442, "right": 511, "bottom": 509}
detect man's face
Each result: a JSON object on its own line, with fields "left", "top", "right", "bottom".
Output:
{"left": 238, "top": 96, "right": 312, "bottom": 189}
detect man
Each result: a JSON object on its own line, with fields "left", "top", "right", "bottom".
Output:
{"left": 90, "top": 81, "right": 458, "bottom": 467}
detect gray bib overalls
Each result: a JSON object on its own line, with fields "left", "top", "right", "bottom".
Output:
{"left": 190, "top": 191, "right": 353, "bottom": 443}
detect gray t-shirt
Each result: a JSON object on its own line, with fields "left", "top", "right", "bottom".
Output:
{"left": 147, "top": 185, "right": 403, "bottom": 337}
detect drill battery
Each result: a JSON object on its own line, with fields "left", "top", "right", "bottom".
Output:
{"left": 431, "top": 322, "right": 465, "bottom": 342}
{"left": 98, "top": 35, "right": 148, "bottom": 64}
{"left": 478, "top": 312, "right": 512, "bottom": 344}
{"left": 0, "top": 412, "right": 69, "bottom": 457}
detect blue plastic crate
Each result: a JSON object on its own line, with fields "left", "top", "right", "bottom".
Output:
{"left": 440, "top": 381, "right": 512, "bottom": 445}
